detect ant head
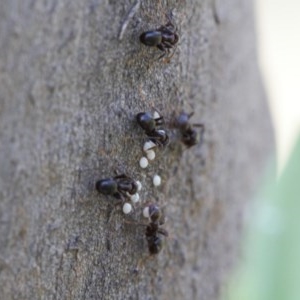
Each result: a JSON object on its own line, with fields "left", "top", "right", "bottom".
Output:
{"left": 176, "top": 112, "right": 191, "bottom": 131}
{"left": 182, "top": 129, "right": 198, "bottom": 147}
{"left": 148, "top": 204, "right": 162, "bottom": 223}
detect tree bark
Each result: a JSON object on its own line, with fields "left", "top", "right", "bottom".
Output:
{"left": 0, "top": 0, "right": 274, "bottom": 299}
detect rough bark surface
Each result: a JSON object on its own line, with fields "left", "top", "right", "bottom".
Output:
{"left": 0, "top": 0, "right": 274, "bottom": 299}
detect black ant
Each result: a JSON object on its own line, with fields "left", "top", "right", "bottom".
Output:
{"left": 136, "top": 111, "right": 169, "bottom": 147}
{"left": 95, "top": 174, "right": 138, "bottom": 201}
{"left": 176, "top": 112, "right": 205, "bottom": 148}
{"left": 130, "top": 204, "right": 169, "bottom": 272}
{"left": 140, "top": 16, "right": 179, "bottom": 59}
{"left": 144, "top": 204, "right": 168, "bottom": 255}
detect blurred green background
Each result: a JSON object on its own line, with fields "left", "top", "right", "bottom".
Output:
{"left": 225, "top": 137, "right": 300, "bottom": 300}
{"left": 225, "top": 1, "right": 300, "bottom": 299}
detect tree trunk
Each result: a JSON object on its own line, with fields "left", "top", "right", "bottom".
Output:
{"left": 0, "top": 0, "right": 274, "bottom": 299}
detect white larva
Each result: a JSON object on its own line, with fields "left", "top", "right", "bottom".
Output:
{"left": 136, "top": 181, "right": 142, "bottom": 192}
{"left": 153, "top": 111, "right": 160, "bottom": 120}
{"left": 130, "top": 193, "right": 140, "bottom": 203}
{"left": 146, "top": 149, "right": 155, "bottom": 161}
{"left": 143, "top": 140, "right": 156, "bottom": 152}
{"left": 153, "top": 174, "right": 162, "bottom": 187}
{"left": 143, "top": 206, "right": 150, "bottom": 218}
{"left": 123, "top": 203, "right": 132, "bottom": 214}
{"left": 139, "top": 157, "right": 149, "bottom": 169}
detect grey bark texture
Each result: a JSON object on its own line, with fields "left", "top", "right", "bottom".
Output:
{"left": 0, "top": 0, "right": 274, "bottom": 299}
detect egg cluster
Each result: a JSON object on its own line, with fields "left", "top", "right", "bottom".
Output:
{"left": 95, "top": 108, "right": 204, "bottom": 256}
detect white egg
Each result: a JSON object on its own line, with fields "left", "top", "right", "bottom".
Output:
{"left": 136, "top": 181, "right": 142, "bottom": 192}
{"left": 146, "top": 149, "right": 155, "bottom": 161}
{"left": 130, "top": 193, "right": 140, "bottom": 203}
{"left": 153, "top": 174, "right": 162, "bottom": 187}
{"left": 139, "top": 157, "right": 149, "bottom": 169}
{"left": 123, "top": 203, "right": 132, "bottom": 214}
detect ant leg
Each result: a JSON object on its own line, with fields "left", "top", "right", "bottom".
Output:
{"left": 193, "top": 124, "right": 205, "bottom": 145}
{"left": 154, "top": 116, "right": 164, "bottom": 127}
{"left": 164, "top": 48, "right": 176, "bottom": 62}
{"left": 158, "top": 228, "right": 169, "bottom": 237}
{"left": 123, "top": 219, "right": 147, "bottom": 227}
{"left": 156, "top": 48, "right": 167, "bottom": 60}
{"left": 193, "top": 123, "right": 205, "bottom": 129}
{"left": 113, "top": 172, "right": 128, "bottom": 179}
{"left": 133, "top": 257, "right": 146, "bottom": 274}
{"left": 187, "top": 111, "right": 195, "bottom": 119}
{"left": 193, "top": 123, "right": 205, "bottom": 138}
{"left": 159, "top": 26, "right": 175, "bottom": 36}
{"left": 165, "top": 12, "right": 174, "bottom": 26}
{"left": 156, "top": 43, "right": 165, "bottom": 51}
